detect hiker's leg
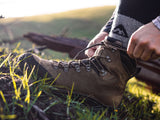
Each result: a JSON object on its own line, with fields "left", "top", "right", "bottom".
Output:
{"left": 107, "top": 0, "right": 160, "bottom": 50}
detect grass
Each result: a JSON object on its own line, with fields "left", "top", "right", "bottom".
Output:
{"left": 127, "top": 78, "right": 160, "bottom": 111}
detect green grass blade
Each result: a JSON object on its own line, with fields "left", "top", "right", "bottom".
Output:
{"left": 50, "top": 73, "right": 61, "bottom": 86}
{"left": 0, "top": 91, "right": 10, "bottom": 113}
{"left": 0, "top": 53, "right": 11, "bottom": 68}
{"left": 27, "top": 91, "right": 42, "bottom": 113}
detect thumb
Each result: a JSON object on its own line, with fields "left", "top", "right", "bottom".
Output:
{"left": 85, "top": 47, "right": 96, "bottom": 57}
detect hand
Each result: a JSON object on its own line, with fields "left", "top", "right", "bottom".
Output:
{"left": 85, "top": 32, "right": 108, "bottom": 57}
{"left": 127, "top": 22, "right": 160, "bottom": 61}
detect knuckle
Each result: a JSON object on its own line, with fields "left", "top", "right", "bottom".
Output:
{"left": 131, "top": 36, "right": 137, "bottom": 43}
{"left": 130, "top": 34, "right": 138, "bottom": 43}
{"left": 139, "top": 40, "right": 148, "bottom": 46}
{"left": 131, "top": 33, "right": 137, "bottom": 39}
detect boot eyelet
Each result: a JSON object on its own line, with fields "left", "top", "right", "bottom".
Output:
{"left": 106, "top": 56, "right": 111, "bottom": 62}
{"left": 107, "top": 59, "right": 111, "bottom": 62}
{"left": 86, "top": 65, "right": 91, "bottom": 72}
{"left": 63, "top": 65, "right": 69, "bottom": 72}
{"left": 99, "top": 69, "right": 107, "bottom": 76}
{"left": 75, "top": 65, "right": 81, "bottom": 72}
{"left": 76, "top": 68, "right": 81, "bottom": 72}
{"left": 64, "top": 67, "right": 69, "bottom": 72}
{"left": 106, "top": 56, "right": 110, "bottom": 59}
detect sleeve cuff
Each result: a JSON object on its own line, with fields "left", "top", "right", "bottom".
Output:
{"left": 152, "top": 16, "right": 160, "bottom": 31}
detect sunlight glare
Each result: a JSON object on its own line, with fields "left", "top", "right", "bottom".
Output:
{"left": 0, "top": 0, "right": 118, "bottom": 18}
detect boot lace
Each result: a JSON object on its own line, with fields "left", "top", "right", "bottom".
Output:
{"left": 52, "top": 42, "right": 110, "bottom": 76}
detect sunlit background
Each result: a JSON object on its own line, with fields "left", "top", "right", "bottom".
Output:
{"left": 0, "top": 0, "right": 118, "bottom": 18}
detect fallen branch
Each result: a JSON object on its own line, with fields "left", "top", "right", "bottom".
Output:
{"left": 24, "top": 32, "right": 88, "bottom": 59}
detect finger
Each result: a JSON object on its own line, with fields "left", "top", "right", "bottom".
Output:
{"left": 127, "top": 40, "right": 136, "bottom": 58}
{"left": 86, "top": 50, "right": 95, "bottom": 57}
{"left": 132, "top": 43, "right": 144, "bottom": 59}
{"left": 140, "top": 48, "right": 153, "bottom": 61}
{"left": 85, "top": 47, "right": 96, "bottom": 57}
{"left": 85, "top": 41, "right": 100, "bottom": 57}
{"left": 85, "top": 42, "right": 93, "bottom": 56}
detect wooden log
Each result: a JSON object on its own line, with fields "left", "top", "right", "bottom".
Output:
{"left": 24, "top": 32, "right": 88, "bottom": 59}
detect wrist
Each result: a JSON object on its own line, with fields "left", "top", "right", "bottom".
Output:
{"left": 152, "top": 16, "right": 160, "bottom": 31}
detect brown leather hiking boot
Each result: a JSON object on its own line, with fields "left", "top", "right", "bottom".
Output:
{"left": 18, "top": 42, "right": 136, "bottom": 107}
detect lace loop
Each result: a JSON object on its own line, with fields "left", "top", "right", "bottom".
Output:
{"left": 73, "top": 42, "right": 105, "bottom": 60}
{"left": 51, "top": 42, "right": 109, "bottom": 76}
